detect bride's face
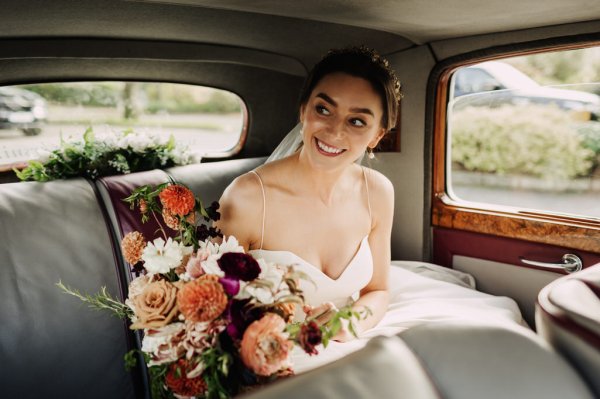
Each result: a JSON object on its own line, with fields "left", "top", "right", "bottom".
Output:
{"left": 299, "top": 72, "right": 386, "bottom": 169}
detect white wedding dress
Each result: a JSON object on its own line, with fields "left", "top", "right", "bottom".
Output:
{"left": 247, "top": 132, "right": 525, "bottom": 374}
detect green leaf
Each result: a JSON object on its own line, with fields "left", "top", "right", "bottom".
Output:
{"left": 124, "top": 350, "right": 138, "bottom": 371}
{"left": 166, "top": 134, "right": 176, "bottom": 151}
{"left": 83, "top": 127, "right": 95, "bottom": 145}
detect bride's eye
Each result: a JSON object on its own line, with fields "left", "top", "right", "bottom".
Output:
{"left": 349, "top": 118, "right": 366, "bottom": 127}
{"left": 316, "top": 105, "right": 330, "bottom": 115}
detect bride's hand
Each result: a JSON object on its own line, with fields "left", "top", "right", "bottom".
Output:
{"left": 303, "top": 303, "right": 355, "bottom": 343}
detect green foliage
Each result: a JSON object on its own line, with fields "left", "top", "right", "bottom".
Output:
{"left": 15, "top": 128, "right": 194, "bottom": 182}
{"left": 201, "top": 348, "right": 233, "bottom": 399}
{"left": 147, "top": 91, "right": 241, "bottom": 114}
{"left": 505, "top": 48, "right": 600, "bottom": 87}
{"left": 451, "top": 104, "right": 595, "bottom": 179}
{"left": 56, "top": 280, "right": 134, "bottom": 319}
{"left": 576, "top": 121, "right": 600, "bottom": 170}
{"left": 24, "top": 82, "right": 120, "bottom": 107}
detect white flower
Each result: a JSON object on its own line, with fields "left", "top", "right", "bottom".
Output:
{"left": 197, "top": 236, "right": 245, "bottom": 277}
{"left": 235, "top": 259, "right": 283, "bottom": 304}
{"left": 217, "top": 236, "right": 245, "bottom": 254}
{"left": 141, "top": 237, "right": 184, "bottom": 274}
{"left": 35, "top": 148, "right": 53, "bottom": 163}
{"left": 141, "top": 323, "right": 186, "bottom": 366}
{"left": 257, "top": 258, "right": 284, "bottom": 288}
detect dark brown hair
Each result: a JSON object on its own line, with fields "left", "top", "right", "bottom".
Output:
{"left": 299, "top": 46, "right": 402, "bottom": 132}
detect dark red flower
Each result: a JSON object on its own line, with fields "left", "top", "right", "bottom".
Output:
{"left": 218, "top": 252, "right": 261, "bottom": 282}
{"left": 298, "top": 321, "right": 322, "bottom": 356}
{"left": 164, "top": 359, "right": 207, "bottom": 397}
{"left": 225, "top": 299, "right": 264, "bottom": 340}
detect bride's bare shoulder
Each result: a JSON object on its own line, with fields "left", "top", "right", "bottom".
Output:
{"left": 364, "top": 167, "right": 394, "bottom": 215}
{"left": 216, "top": 171, "right": 264, "bottom": 248}
{"left": 220, "top": 171, "right": 263, "bottom": 209}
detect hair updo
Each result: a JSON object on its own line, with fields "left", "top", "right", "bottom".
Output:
{"left": 299, "top": 46, "right": 402, "bottom": 132}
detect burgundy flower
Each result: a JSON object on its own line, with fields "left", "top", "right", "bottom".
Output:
{"left": 219, "top": 276, "right": 240, "bottom": 296}
{"left": 298, "top": 321, "right": 322, "bottom": 356}
{"left": 218, "top": 252, "right": 261, "bottom": 282}
{"left": 225, "top": 299, "right": 263, "bottom": 340}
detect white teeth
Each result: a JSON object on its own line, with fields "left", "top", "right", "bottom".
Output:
{"left": 316, "top": 138, "right": 343, "bottom": 154}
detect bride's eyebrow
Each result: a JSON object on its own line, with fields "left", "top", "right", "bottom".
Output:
{"left": 315, "top": 93, "right": 374, "bottom": 117}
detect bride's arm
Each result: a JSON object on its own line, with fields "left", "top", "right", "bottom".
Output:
{"left": 337, "top": 169, "right": 394, "bottom": 341}
{"left": 213, "top": 173, "right": 263, "bottom": 251}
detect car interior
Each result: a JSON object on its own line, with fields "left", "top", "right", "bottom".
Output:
{"left": 0, "top": 1, "right": 599, "bottom": 398}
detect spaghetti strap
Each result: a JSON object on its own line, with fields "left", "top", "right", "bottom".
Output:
{"left": 362, "top": 167, "right": 372, "bottom": 222}
{"left": 249, "top": 170, "right": 266, "bottom": 250}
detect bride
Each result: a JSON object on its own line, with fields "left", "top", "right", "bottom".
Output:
{"left": 215, "top": 47, "right": 401, "bottom": 371}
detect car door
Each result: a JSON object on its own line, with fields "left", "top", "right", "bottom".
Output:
{"left": 429, "top": 42, "right": 600, "bottom": 328}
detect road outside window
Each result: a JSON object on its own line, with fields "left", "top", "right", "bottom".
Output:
{"left": 447, "top": 47, "right": 600, "bottom": 218}
{"left": 0, "top": 82, "right": 245, "bottom": 167}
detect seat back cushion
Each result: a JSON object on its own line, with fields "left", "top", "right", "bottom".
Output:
{"left": 0, "top": 179, "right": 138, "bottom": 399}
{"left": 166, "top": 157, "right": 266, "bottom": 205}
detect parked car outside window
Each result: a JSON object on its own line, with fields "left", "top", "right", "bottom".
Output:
{"left": 0, "top": 87, "right": 47, "bottom": 136}
{"left": 453, "top": 61, "right": 600, "bottom": 120}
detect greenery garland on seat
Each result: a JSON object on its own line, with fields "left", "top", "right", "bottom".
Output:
{"left": 15, "top": 128, "right": 198, "bottom": 182}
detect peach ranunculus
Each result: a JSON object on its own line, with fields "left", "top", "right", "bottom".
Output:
{"left": 239, "top": 313, "right": 293, "bottom": 376}
{"left": 162, "top": 203, "right": 197, "bottom": 231}
{"left": 130, "top": 279, "right": 179, "bottom": 329}
{"left": 177, "top": 275, "right": 228, "bottom": 322}
{"left": 162, "top": 206, "right": 180, "bottom": 230}
{"left": 159, "top": 184, "right": 196, "bottom": 216}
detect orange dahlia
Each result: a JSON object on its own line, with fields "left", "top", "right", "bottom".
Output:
{"left": 165, "top": 359, "right": 208, "bottom": 397}
{"left": 159, "top": 184, "right": 196, "bottom": 216}
{"left": 177, "top": 275, "right": 228, "bottom": 322}
{"left": 121, "top": 231, "right": 146, "bottom": 264}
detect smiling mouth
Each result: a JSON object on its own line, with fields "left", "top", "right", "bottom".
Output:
{"left": 315, "top": 137, "right": 346, "bottom": 156}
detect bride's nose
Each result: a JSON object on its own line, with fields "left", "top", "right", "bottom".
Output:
{"left": 326, "top": 116, "right": 346, "bottom": 139}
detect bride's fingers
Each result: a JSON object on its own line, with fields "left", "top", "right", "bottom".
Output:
{"left": 306, "top": 302, "right": 338, "bottom": 325}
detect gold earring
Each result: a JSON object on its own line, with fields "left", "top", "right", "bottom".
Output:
{"left": 367, "top": 147, "right": 375, "bottom": 159}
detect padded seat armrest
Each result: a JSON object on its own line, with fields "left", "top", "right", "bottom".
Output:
{"left": 536, "top": 263, "right": 600, "bottom": 397}
{"left": 399, "top": 321, "right": 593, "bottom": 399}
{"left": 240, "top": 335, "right": 440, "bottom": 399}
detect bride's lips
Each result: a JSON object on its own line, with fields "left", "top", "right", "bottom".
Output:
{"left": 314, "top": 137, "right": 346, "bottom": 157}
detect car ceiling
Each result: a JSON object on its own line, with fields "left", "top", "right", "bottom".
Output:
{"left": 138, "top": 0, "right": 600, "bottom": 44}
{"left": 4, "top": 0, "right": 599, "bottom": 69}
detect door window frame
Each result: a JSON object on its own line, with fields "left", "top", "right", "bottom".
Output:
{"left": 431, "top": 41, "right": 600, "bottom": 254}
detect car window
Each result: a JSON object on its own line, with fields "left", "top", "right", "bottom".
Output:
{"left": 454, "top": 68, "right": 502, "bottom": 96}
{"left": 447, "top": 46, "right": 600, "bottom": 219}
{"left": 0, "top": 81, "right": 246, "bottom": 168}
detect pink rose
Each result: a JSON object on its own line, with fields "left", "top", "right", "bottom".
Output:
{"left": 239, "top": 313, "right": 292, "bottom": 376}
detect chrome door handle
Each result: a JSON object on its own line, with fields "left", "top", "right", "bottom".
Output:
{"left": 520, "top": 254, "right": 583, "bottom": 273}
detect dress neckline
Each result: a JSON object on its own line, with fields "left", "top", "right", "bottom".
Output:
{"left": 250, "top": 235, "right": 369, "bottom": 282}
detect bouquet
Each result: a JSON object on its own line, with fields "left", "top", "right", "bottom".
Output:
{"left": 59, "top": 181, "right": 367, "bottom": 399}
{"left": 15, "top": 127, "right": 198, "bottom": 181}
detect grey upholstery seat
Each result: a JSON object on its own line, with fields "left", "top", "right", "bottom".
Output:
{"left": 0, "top": 179, "right": 140, "bottom": 399}
{"left": 399, "top": 321, "right": 594, "bottom": 399}
{"left": 536, "top": 263, "right": 600, "bottom": 397}
{"left": 240, "top": 335, "right": 441, "bottom": 399}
